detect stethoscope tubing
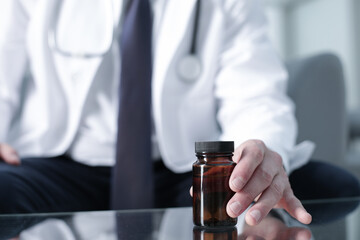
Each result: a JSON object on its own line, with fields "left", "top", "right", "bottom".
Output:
{"left": 48, "top": 0, "right": 203, "bottom": 81}
{"left": 190, "top": 0, "right": 201, "bottom": 55}
{"left": 177, "top": 0, "right": 202, "bottom": 82}
{"left": 48, "top": 0, "right": 115, "bottom": 58}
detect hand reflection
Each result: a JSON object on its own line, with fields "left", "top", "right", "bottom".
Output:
{"left": 238, "top": 212, "right": 312, "bottom": 240}
{"left": 192, "top": 211, "right": 311, "bottom": 240}
{"left": 160, "top": 208, "right": 312, "bottom": 240}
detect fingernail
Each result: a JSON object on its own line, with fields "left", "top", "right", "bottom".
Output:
{"left": 231, "top": 177, "right": 245, "bottom": 190}
{"left": 250, "top": 210, "right": 261, "bottom": 223}
{"left": 229, "top": 201, "right": 242, "bottom": 215}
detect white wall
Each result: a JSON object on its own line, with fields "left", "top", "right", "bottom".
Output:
{"left": 288, "top": 0, "right": 358, "bottom": 110}
{"left": 265, "top": 0, "right": 359, "bottom": 110}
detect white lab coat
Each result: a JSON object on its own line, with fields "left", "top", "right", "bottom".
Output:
{"left": 0, "top": 0, "right": 314, "bottom": 173}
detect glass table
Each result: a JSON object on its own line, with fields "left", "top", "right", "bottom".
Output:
{"left": 0, "top": 197, "right": 360, "bottom": 240}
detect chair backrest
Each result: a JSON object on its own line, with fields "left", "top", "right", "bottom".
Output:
{"left": 286, "top": 53, "right": 347, "bottom": 165}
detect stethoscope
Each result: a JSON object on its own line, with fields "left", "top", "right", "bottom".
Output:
{"left": 48, "top": 0, "right": 202, "bottom": 82}
{"left": 177, "top": 0, "right": 202, "bottom": 82}
{"left": 48, "top": 0, "right": 115, "bottom": 58}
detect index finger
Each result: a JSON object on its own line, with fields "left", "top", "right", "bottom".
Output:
{"left": 230, "top": 140, "right": 266, "bottom": 192}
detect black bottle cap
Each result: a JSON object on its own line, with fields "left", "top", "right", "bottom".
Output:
{"left": 195, "top": 141, "right": 234, "bottom": 153}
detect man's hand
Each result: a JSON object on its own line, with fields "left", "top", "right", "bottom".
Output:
{"left": 0, "top": 143, "right": 20, "bottom": 165}
{"left": 227, "top": 140, "right": 312, "bottom": 226}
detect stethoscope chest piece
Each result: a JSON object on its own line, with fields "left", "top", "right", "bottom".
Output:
{"left": 178, "top": 54, "right": 202, "bottom": 83}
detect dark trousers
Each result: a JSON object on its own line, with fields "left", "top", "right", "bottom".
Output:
{"left": 289, "top": 160, "right": 360, "bottom": 224}
{"left": 0, "top": 156, "right": 358, "bottom": 214}
{"left": 290, "top": 160, "right": 360, "bottom": 200}
{"left": 0, "top": 156, "right": 192, "bottom": 213}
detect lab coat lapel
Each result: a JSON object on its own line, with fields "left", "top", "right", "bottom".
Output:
{"left": 152, "top": 0, "right": 197, "bottom": 101}
{"left": 53, "top": 0, "right": 124, "bottom": 112}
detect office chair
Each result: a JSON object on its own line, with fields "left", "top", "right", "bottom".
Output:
{"left": 286, "top": 52, "right": 347, "bottom": 166}
{"left": 285, "top": 53, "right": 360, "bottom": 223}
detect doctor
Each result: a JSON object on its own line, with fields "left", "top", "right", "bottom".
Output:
{"left": 0, "top": 0, "right": 312, "bottom": 225}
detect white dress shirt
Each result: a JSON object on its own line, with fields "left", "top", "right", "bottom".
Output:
{"left": 67, "top": 0, "right": 164, "bottom": 166}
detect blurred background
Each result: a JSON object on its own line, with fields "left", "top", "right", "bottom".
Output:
{"left": 264, "top": 0, "right": 360, "bottom": 178}
{"left": 264, "top": 3, "right": 360, "bottom": 237}
{"left": 266, "top": 0, "right": 358, "bottom": 110}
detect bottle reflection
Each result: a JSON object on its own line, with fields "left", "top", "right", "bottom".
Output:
{"left": 193, "top": 226, "right": 237, "bottom": 240}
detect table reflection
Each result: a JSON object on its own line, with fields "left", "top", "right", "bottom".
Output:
{"left": 0, "top": 198, "right": 359, "bottom": 240}
{"left": 193, "top": 226, "right": 237, "bottom": 240}
{"left": 2, "top": 209, "right": 309, "bottom": 240}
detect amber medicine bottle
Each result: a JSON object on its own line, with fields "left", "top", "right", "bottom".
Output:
{"left": 193, "top": 141, "right": 237, "bottom": 227}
